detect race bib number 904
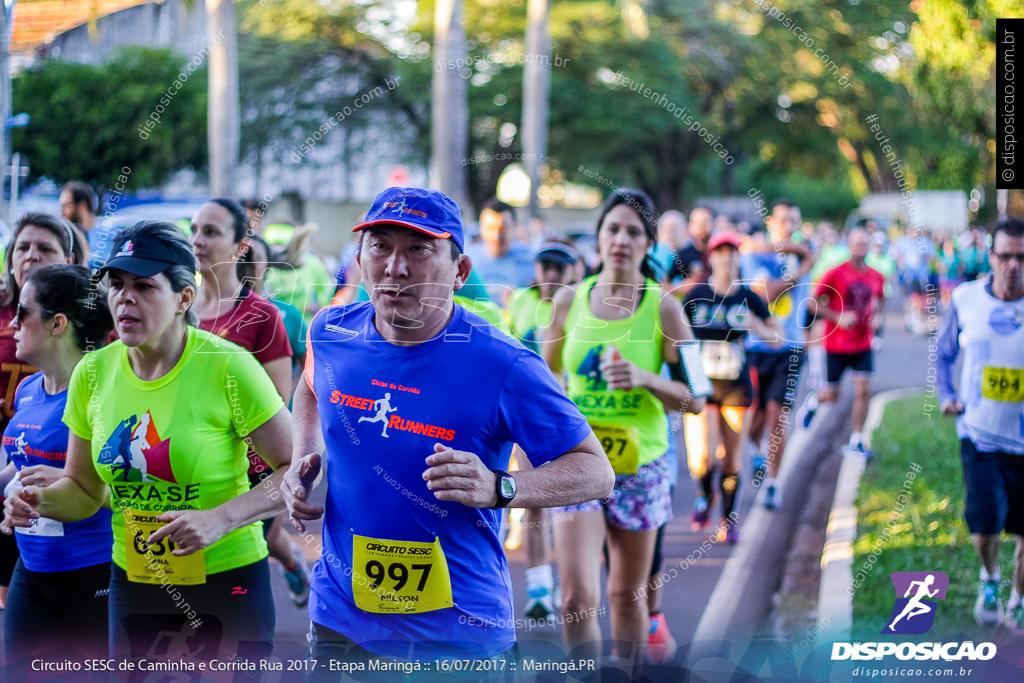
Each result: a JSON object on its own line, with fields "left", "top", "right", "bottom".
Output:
{"left": 123, "top": 510, "right": 206, "bottom": 585}
{"left": 982, "top": 367, "right": 1024, "bottom": 403}
{"left": 352, "top": 535, "right": 453, "bottom": 614}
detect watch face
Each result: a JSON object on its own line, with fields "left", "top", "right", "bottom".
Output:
{"left": 500, "top": 475, "right": 516, "bottom": 499}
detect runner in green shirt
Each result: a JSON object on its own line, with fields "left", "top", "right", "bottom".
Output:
{"left": 3, "top": 221, "right": 294, "bottom": 666}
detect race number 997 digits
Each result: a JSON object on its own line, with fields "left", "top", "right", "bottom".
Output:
{"left": 364, "top": 560, "right": 432, "bottom": 592}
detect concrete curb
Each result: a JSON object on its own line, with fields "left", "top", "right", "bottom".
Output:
{"left": 688, "top": 392, "right": 849, "bottom": 650}
{"left": 816, "top": 388, "right": 924, "bottom": 642}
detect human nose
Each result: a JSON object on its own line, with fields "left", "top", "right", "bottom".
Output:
{"left": 611, "top": 230, "right": 631, "bottom": 246}
{"left": 384, "top": 250, "right": 409, "bottom": 278}
{"left": 114, "top": 284, "right": 136, "bottom": 305}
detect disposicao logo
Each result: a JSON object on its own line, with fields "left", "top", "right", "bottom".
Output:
{"left": 831, "top": 569, "right": 991, "bottom": 663}
{"left": 832, "top": 570, "right": 996, "bottom": 663}
{"left": 883, "top": 571, "right": 948, "bottom": 635}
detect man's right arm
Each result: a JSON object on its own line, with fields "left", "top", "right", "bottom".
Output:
{"left": 935, "top": 299, "right": 963, "bottom": 415}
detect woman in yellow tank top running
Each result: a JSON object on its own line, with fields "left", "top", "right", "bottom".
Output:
{"left": 543, "top": 189, "right": 704, "bottom": 672}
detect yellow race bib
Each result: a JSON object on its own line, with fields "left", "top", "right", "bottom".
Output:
{"left": 982, "top": 367, "right": 1024, "bottom": 403}
{"left": 123, "top": 510, "right": 206, "bottom": 585}
{"left": 352, "top": 535, "right": 453, "bottom": 614}
{"left": 770, "top": 293, "right": 793, "bottom": 318}
{"left": 591, "top": 422, "right": 641, "bottom": 474}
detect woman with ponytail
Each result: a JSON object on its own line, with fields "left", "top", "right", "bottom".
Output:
{"left": 542, "top": 188, "right": 703, "bottom": 671}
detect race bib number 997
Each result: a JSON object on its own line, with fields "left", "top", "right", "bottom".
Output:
{"left": 352, "top": 535, "right": 453, "bottom": 614}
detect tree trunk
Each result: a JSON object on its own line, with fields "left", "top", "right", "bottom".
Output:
{"left": 207, "top": 0, "right": 240, "bottom": 197}
{"left": 522, "top": 0, "right": 550, "bottom": 220}
{"left": 431, "top": 0, "right": 469, "bottom": 212}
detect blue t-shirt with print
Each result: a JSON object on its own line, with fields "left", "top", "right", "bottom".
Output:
{"left": 3, "top": 373, "right": 112, "bottom": 572}
{"left": 740, "top": 251, "right": 810, "bottom": 351}
{"left": 305, "top": 302, "right": 591, "bottom": 660}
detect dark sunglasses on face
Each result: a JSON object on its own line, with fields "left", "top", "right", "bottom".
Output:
{"left": 14, "top": 303, "right": 56, "bottom": 324}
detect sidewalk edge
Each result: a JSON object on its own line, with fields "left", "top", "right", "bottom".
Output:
{"left": 816, "top": 387, "right": 924, "bottom": 642}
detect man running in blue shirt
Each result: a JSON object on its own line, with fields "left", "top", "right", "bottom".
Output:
{"left": 282, "top": 187, "right": 613, "bottom": 670}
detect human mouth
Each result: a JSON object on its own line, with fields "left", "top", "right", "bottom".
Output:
{"left": 376, "top": 284, "right": 408, "bottom": 300}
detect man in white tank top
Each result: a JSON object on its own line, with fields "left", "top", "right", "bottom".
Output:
{"left": 936, "top": 218, "right": 1024, "bottom": 633}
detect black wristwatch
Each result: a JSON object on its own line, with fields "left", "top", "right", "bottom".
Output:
{"left": 490, "top": 470, "right": 517, "bottom": 509}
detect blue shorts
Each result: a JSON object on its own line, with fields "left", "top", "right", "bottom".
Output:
{"left": 552, "top": 454, "right": 672, "bottom": 532}
{"left": 960, "top": 438, "right": 1024, "bottom": 536}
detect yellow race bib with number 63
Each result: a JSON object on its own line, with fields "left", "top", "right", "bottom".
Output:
{"left": 591, "top": 422, "right": 641, "bottom": 475}
{"left": 123, "top": 510, "right": 206, "bottom": 585}
{"left": 352, "top": 535, "right": 453, "bottom": 614}
{"left": 982, "top": 367, "right": 1024, "bottom": 403}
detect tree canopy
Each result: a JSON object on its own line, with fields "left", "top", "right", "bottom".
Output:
{"left": 11, "top": 47, "right": 207, "bottom": 193}
{"left": 11, "top": 0, "right": 1003, "bottom": 221}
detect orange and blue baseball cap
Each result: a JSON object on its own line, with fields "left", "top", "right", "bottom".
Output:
{"left": 352, "top": 187, "right": 465, "bottom": 251}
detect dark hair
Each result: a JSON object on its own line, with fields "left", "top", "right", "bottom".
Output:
{"left": 991, "top": 217, "right": 1024, "bottom": 243}
{"left": 595, "top": 188, "right": 658, "bottom": 281}
{"left": 208, "top": 198, "right": 251, "bottom": 243}
{"left": 107, "top": 221, "right": 198, "bottom": 326}
{"left": 27, "top": 264, "right": 113, "bottom": 352}
{"left": 482, "top": 197, "right": 517, "bottom": 224}
{"left": 62, "top": 181, "right": 98, "bottom": 214}
{"left": 3, "top": 213, "right": 84, "bottom": 306}
{"left": 238, "top": 233, "right": 271, "bottom": 285}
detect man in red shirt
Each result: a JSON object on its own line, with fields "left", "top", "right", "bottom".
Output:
{"left": 815, "top": 228, "right": 886, "bottom": 457}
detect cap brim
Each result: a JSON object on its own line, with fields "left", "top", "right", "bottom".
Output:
{"left": 352, "top": 219, "right": 452, "bottom": 242}
{"left": 536, "top": 250, "right": 576, "bottom": 265}
{"left": 99, "top": 256, "right": 185, "bottom": 278}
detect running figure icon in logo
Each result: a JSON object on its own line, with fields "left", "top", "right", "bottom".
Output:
{"left": 359, "top": 392, "right": 398, "bottom": 438}
{"left": 882, "top": 571, "right": 949, "bottom": 635}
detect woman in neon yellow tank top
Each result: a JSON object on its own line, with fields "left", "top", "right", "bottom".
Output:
{"left": 2, "top": 221, "right": 295, "bottom": 666}
{"left": 543, "top": 189, "right": 704, "bottom": 669}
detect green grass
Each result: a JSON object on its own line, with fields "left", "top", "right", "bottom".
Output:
{"left": 850, "top": 396, "right": 1016, "bottom": 639}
